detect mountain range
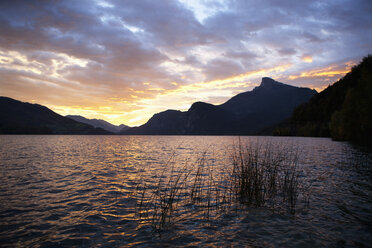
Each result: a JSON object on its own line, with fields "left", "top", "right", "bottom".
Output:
{"left": 1, "top": 58, "right": 370, "bottom": 144}
{"left": 66, "top": 115, "right": 130, "bottom": 133}
{"left": 0, "top": 77, "right": 318, "bottom": 135}
{"left": 123, "top": 77, "right": 317, "bottom": 135}
{"left": 0, "top": 97, "right": 111, "bottom": 134}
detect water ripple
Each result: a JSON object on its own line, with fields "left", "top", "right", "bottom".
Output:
{"left": 0, "top": 135, "right": 371, "bottom": 247}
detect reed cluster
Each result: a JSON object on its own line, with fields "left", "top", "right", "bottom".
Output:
{"left": 230, "top": 141, "right": 300, "bottom": 211}
{"left": 134, "top": 141, "right": 308, "bottom": 231}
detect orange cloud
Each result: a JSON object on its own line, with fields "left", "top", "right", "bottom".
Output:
{"left": 288, "top": 62, "right": 353, "bottom": 80}
{"left": 301, "top": 55, "right": 313, "bottom": 63}
{"left": 168, "top": 63, "right": 292, "bottom": 95}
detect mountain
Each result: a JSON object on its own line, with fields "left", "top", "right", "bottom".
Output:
{"left": 276, "top": 55, "right": 372, "bottom": 146}
{"left": 0, "top": 97, "right": 111, "bottom": 134}
{"left": 220, "top": 77, "right": 317, "bottom": 133}
{"left": 66, "top": 115, "right": 129, "bottom": 133}
{"left": 123, "top": 77, "right": 317, "bottom": 135}
{"left": 126, "top": 102, "right": 235, "bottom": 135}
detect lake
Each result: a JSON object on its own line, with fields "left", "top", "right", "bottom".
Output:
{"left": 0, "top": 135, "right": 371, "bottom": 247}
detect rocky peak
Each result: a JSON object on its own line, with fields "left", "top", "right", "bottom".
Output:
{"left": 260, "top": 77, "right": 284, "bottom": 88}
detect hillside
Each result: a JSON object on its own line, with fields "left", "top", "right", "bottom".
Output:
{"left": 66, "top": 115, "right": 129, "bottom": 133}
{"left": 276, "top": 55, "right": 372, "bottom": 145}
{"left": 0, "top": 97, "right": 111, "bottom": 134}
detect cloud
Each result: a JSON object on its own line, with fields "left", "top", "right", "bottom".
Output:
{"left": 0, "top": 0, "right": 371, "bottom": 125}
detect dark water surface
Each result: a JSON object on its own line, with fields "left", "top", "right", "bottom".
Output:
{"left": 0, "top": 135, "right": 371, "bottom": 247}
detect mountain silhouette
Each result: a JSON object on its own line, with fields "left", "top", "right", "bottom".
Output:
{"left": 123, "top": 77, "right": 317, "bottom": 135}
{"left": 66, "top": 115, "right": 129, "bottom": 133}
{"left": 0, "top": 97, "right": 111, "bottom": 134}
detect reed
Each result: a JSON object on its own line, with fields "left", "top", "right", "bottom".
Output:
{"left": 230, "top": 141, "right": 301, "bottom": 211}
{"left": 134, "top": 140, "right": 307, "bottom": 231}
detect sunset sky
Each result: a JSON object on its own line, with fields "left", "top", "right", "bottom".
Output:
{"left": 0, "top": 0, "right": 371, "bottom": 126}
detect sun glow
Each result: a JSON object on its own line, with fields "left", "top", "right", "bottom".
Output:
{"left": 107, "top": 64, "right": 294, "bottom": 126}
{"left": 42, "top": 63, "right": 294, "bottom": 126}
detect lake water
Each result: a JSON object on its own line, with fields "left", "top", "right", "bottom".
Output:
{"left": 0, "top": 135, "right": 371, "bottom": 247}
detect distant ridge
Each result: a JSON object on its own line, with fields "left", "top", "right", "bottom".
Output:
{"left": 0, "top": 97, "right": 111, "bottom": 134}
{"left": 122, "top": 77, "right": 317, "bottom": 135}
{"left": 66, "top": 115, "right": 129, "bottom": 133}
